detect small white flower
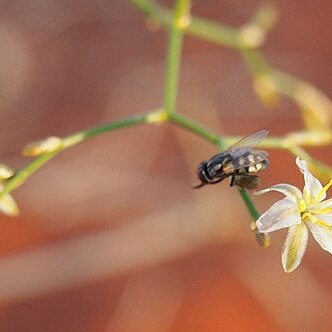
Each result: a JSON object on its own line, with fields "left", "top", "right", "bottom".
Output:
{"left": 255, "top": 157, "right": 332, "bottom": 273}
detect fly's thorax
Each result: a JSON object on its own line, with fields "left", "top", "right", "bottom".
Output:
{"left": 206, "top": 153, "right": 228, "bottom": 177}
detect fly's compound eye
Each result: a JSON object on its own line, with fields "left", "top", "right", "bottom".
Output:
{"left": 261, "top": 159, "right": 269, "bottom": 170}
{"left": 197, "top": 162, "right": 210, "bottom": 184}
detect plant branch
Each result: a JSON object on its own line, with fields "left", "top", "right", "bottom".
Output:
{"left": 130, "top": 0, "right": 275, "bottom": 49}
{"left": 168, "top": 112, "right": 224, "bottom": 148}
{"left": 0, "top": 111, "right": 157, "bottom": 199}
{"left": 163, "top": 0, "right": 190, "bottom": 115}
{"left": 237, "top": 187, "right": 260, "bottom": 220}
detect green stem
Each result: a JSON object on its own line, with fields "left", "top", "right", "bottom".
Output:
{"left": 238, "top": 187, "right": 270, "bottom": 247}
{"left": 0, "top": 1, "right": 282, "bottom": 228}
{"left": 237, "top": 187, "right": 260, "bottom": 221}
{"left": 62, "top": 112, "right": 151, "bottom": 148}
{"left": 2, "top": 152, "right": 58, "bottom": 198}
{"left": 163, "top": 0, "right": 190, "bottom": 114}
{"left": 130, "top": 0, "right": 257, "bottom": 49}
{"left": 130, "top": 0, "right": 278, "bottom": 49}
{"left": 0, "top": 111, "right": 156, "bottom": 199}
{"left": 168, "top": 112, "right": 225, "bottom": 148}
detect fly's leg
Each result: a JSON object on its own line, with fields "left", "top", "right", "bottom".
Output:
{"left": 230, "top": 170, "right": 241, "bottom": 187}
{"left": 230, "top": 174, "right": 236, "bottom": 187}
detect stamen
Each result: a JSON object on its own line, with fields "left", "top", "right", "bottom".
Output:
{"left": 317, "top": 219, "right": 332, "bottom": 229}
{"left": 301, "top": 212, "right": 310, "bottom": 221}
{"left": 302, "top": 212, "right": 317, "bottom": 223}
{"left": 309, "top": 215, "right": 318, "bottom": 223}
{"left": 314, "top": 179, "right": 332, "bottom": 204}
{"left": 313, "top": 207, "right": 332, "bottom": 214}
{"left": 299, "top": 199, "right": 307, "bottom": 212}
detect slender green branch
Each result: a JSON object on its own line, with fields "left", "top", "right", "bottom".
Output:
{"left": 163, "top": 0, "right": 190, "bottom": 114}
{"left": 62, "top": 112, "right": 152, "bottom": 148}
{"left": 2, "top": 0, "right": 329, "bottom": 228}
{"left": 130, "top": 0, "right": 271, "bottom": 49}
{"left": 132, "top": 0, "right": 332, "bottom": 132}
{"left": 238, "top": 187, "right": 270, "bottom": 247}
{"left": 238, "top": 187, "right": 260, "bottom": 220}
{"left": 168, "top": 112, "right": 225, "bottom": 148}
{"left": 1, "top": 152, "right": 59, "bottom": 198}
{"left": 0, "top": 111, "right": 159, "bottom": 199}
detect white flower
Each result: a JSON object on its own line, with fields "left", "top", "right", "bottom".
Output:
{"left": 255, "top": 157, "right": 332, "bottom": 273}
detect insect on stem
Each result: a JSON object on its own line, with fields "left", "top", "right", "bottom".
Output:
{"left": 194, "top": 130, "right": 269, "bottom": 190}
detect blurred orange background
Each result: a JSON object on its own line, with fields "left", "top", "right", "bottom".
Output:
{"left": 0, "top": 0, "right": 332, "bottom": 331}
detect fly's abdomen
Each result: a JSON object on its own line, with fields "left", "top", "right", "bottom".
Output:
{"left": 245, "top": 159, "right": 269, "bottom": 174}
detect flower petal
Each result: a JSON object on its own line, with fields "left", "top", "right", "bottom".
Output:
{"left": 310, "top": 198, "right": 332, "bottom": 225}
{"left": 296, "top": 157, "right": 323, "bottom": 201}
{"left": 256, "top": 197, "right": 301, "bottom": 232}
{"left": 314, "top": 214, "right": 332, "bottom": 226}
{"left": 314, "top": 198, "right": 332, "bottom": 213}
{"left": 306, "top": 222, "right": 332, "bottom": 254}
{"left": 254, "top": 183, "right": 302, "bottom": 200}
{"left": 282, "top": 223, "right": 308, "bottom": 273}
{"left": 0, "top": 193, "right": 20, "bottom": 216}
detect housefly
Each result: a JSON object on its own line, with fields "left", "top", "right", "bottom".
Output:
{"left": 194, "top": 130, "right": 269, "bottom": 190}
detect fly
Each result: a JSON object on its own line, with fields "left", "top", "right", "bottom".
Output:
{"left": 194, "top": 130, "right": 269, "bottom": 190}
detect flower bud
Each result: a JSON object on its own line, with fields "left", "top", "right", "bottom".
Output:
{"left": 23, "top": 136, "right": 62, "bottom": 156}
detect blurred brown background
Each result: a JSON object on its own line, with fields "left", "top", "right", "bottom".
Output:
{"left": 0, "top": 0, "right": 331, "bottom": 331}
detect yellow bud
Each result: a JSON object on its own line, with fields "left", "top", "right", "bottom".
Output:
{"left": 251, "top": 221, "right": 270, "bottom": 247}
{"left": 23, "top": 136, "right": 62, "bottom": 157}
{"left": 176, "top": 14, "right": 191, "bottom": 29}
{"left": 239, "top": 24, "right": 265, "bottom": 48}
{"left": 293, "top": 83, "right": 331, "bottom": 130}
{"left": 255, "top": 229, "right": 270, "bottom": 247}
{"left": 0, "top": 164, "right": 15, "bottom": 180}
{"left": 250, "top": 221, "right": 257, "bottom": 231}
{"left": 253, "top": 74, "right": 279, "bottom": 108}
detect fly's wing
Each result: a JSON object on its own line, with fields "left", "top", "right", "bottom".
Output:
{"left": 226, "top": 130, "right": 268, "bottom": 159}
{"left": 221, "top": 150, "right": 269, "bottom": 173}
{"left": 205, "top": 130, "right": 268, "bottom": 176}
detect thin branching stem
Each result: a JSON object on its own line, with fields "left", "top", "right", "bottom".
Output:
{"left": 237, "top": 188, "right": 260, "bottom": 220}
{"left": 129, "top": 0, "right": 260, "bottom": 49}
{"left": 1, "top": 0, "right": 331, "bottom": 227}
{"left": 0, "top": 111, "right": 155, "bottom": 199}
{"left": 168, "top": 112, "right": 224, "bottom": 147}
{"left": 163, "top": 0, "right": 190, "bottom": 114}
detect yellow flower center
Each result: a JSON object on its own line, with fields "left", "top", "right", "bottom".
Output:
{"left": 299, "top": 199, "right": 307, "bottom": 213}
{"left": 300, "top": 179, "right": 332, "bottom": 225}
{"left": 301, "top": 212, "right": 317, "bottom": 223}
